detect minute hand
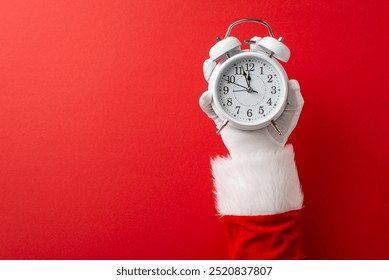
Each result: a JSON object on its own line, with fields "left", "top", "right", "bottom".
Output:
{"left": 242, "top": 66, "right": 250, "bottom": 87}
{"left": 224, "top": 79, "right": 258, "bottom": 93}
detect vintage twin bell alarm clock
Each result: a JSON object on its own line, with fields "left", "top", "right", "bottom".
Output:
{"left": 203, "top": 18, "right": 291, "bottom": 135}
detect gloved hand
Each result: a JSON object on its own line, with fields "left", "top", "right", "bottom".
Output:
{"left": 199, "top": 79, "right": 304, "bottom": 158}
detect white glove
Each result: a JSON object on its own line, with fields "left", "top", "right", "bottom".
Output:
{"left": 199, "top": 79, "right": 304, "bottom": 158}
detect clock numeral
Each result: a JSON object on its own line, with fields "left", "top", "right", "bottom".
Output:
{"left": 235, "top": 106, "right": 241, "bottom": 114}
{"left": 235, "top": 63, "right": 255, "bottom": 75}
{"left": 227, "top": 98, "right": 233, "bottom": 106}
{"left": 258, "top": 106, "right": 264, "bottom": 115}
{"left": 259, "top": 66, "right": 264, "bottom": 75}
{"left": 223, "top": 86, "right": 229, "bottom": 94}
{"left": 247, "top": 109, "right": 253, "bottom": 117}
{"left": 226, "top": 75, "right": 235, "bottom": 83}
{"left": 246, "top": 63, "right": 255, "bottom": 71}
{"left": 271, "top": 86, "right": 276, "bottom": 94}
{"left": 267, "top": 74, "right": 273, "bottom": 83}
{"left": 267, "top": 98, "right": 272, "bottom": 106}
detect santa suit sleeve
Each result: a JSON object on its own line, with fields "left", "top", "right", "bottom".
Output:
{"left": 211, "top": 145, "right": 304, "bottom": 260}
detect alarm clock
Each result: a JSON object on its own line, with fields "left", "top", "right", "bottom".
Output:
{"left": 203, "top": 19, "right": 291, "bottom": 135}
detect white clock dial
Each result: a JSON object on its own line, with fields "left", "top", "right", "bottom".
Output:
{"left": 211, "top": 52, "right": 288, "bottom": 130}
{"left": 217, "top": 57, "right": 284, "bottom": 122}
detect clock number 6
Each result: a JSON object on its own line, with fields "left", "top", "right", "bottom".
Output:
{"left": 247, "top": 109, "right": 253, "bottom": 117}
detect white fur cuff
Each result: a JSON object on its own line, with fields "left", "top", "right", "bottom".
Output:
{"left": 211, "top": 145, "right": 303, "bottom": 216}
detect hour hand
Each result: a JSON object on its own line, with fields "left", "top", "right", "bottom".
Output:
{"left": 247, "top": 70, "right": 251, "bottom": 87}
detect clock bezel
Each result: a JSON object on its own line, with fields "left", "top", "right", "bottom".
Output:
{"left": 209, "top": 51, "right": 289, "bottom": 130}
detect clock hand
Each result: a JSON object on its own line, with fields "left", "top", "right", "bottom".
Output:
{"left": 223, "top": 79, "right": 258, "bottom": 93}
{"left": 233, "top": 88, "right": 259, "bottom": 93}
{"left": 241, "top": 66, "right": 250, "bottom": 87}
{"left": 224, "top": 79, "right": 249, "bottom": 90}
{"left": 247, "top": 70, "right": 251, "bottom": 87}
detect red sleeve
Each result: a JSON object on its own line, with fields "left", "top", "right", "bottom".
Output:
{"left": 211, "top": 146, "right": 304, "bottom": 259}
{"left": 222, "top": 209, "right": 304, "bottom": 260}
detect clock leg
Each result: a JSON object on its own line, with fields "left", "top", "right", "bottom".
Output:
{"left": 216, "top": 119, "right": 229, "bottom": 135}
{"left": 270, "top": 120, "right": 282, "bottom": 136}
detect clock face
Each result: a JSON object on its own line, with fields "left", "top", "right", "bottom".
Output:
{"left": 213, "top": 52, "right": 287, "bottom": 129}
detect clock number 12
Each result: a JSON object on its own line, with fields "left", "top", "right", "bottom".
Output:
{"left": 235, "top": 63, "right": 255, "bottom": 75}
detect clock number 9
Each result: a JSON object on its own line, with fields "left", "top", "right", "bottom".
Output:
{"left": 223, "top": 86, "right": 229, "bottom": 94}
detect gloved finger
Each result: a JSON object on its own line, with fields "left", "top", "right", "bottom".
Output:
{"left": 203, "top": 58, "right": 216, "bottom": 82}
{"left": 199, "top": 90, "right": 213, "bottom": 113}
{"left": 199, "top": 91, "right": 222, "bottom": 125}
{"left": 267, "top": 80, "right": 304, "bottom": 144}
{"left": 286, "top": 79, "right": 304, "bottom": 110}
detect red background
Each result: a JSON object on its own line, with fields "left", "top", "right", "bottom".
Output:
{"left": 1, "top": 0, "right": 388, "bottom": 259}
